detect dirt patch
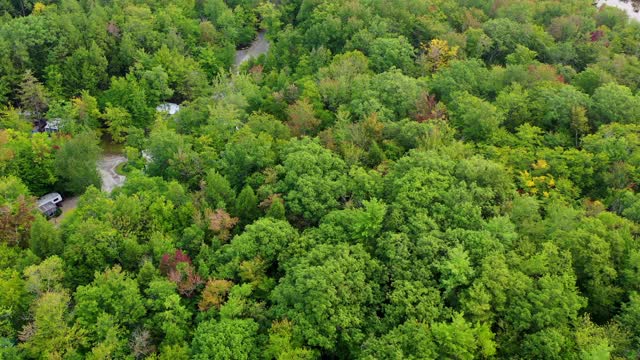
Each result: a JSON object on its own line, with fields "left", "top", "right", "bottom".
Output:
{"left": 49, "top": 196, "right": 78, "bottom": 226}
{"left": 98, "top": 154, "right": 127, "bottom": 193}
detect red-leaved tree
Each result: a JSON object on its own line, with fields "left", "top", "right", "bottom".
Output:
{"left": 160, "top": 250, "right": 203, "bottom": 297}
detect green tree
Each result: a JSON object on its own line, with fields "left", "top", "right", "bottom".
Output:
{"left": 619, "top": 292, "right": 640, "bottom": 350}
{"left": 0, "top": 107, "right": 33, "bottom": 132}
{"left": 234, "top": 185, "right": 259, "bottom": 224}
{"left": 23, "top": 255, "right": 65, "bottom": 296}
{"left": 220, "top": 127, "right": 276, "bottom": 188}
{"left": 221, "top": 217, "right": 299, "bottom": 274}
{"left": 431, "top": 313, "right": 496, "bottom": 359}
{"left": 359, "top": 69, "right": 422, "bottom": 120}
{"left": 19, "top": 291, "right": 85, "bottom": 359}
{"left": 191, "top": 318, "right": 259, "bottom": 360}
{"left": 264, "top": 320, "right": 316, "bottom": 360}
{"left": 271, "top": 243, "right": 379, "bottom": 353}
{"left": 495, "top": 83, "right": 530, "bottom": 130}
{"left": 63, "top": 41, "right": 108, "bottom": 95}
{"left": 318, "top": 51, "right": 371, "bottom": 111}
{"left": 1, "top": 131, "right": 56, "bottom": 195}
{"left": 0, "top": 175, "right": 36, "bottom": 247}
{"left": 367, "top": 36, "right": 415, "bottom": 74}
{"left": 144, "top": 279, "right": 191, "bottom": 348}
{"left": 449, "top": 91, "right": 504, "bottom": 142}
{"left": 70, "top": 91, "right": 102, "bottom": 130}
{"left": 102, "top": 74, "right": 154, "bottom": 129}
{"left": 62, "top": 216, "right": 123, "bottom": 286}
{"left": 29, "top": 215, "right": 62, "bottom": 258}
{"left": 277, "top": 138, "right": 349, "bottom": 224}
{"left": 528, "top": 83, "right": 591, "bottom": 133}
{"left": 590, "top": 83, "right": 640, "bottom": 127}
{"left": 146, "top": 125, "right": 186, "bottom": 179}
{"left": 205, "top": 169, "right": 236, "bottom": 210}
{"left": 140, "top": 65, "right": 174, "bottom": 106}
{"left": 265, "top": 196, "right": 286, "bottom": 220}
{"left": 102, "top": 106, "right": 132, "bottom": 144}
{"left": 360, "top": 321, "right": 436, "bottom": 360}
{"left": 54, "top": 131, "right": 101, "bottom": 194}
{"left": 74, "top": 266, "right": 146, "bottom": 344}
{"left": 429, "top": 59, "right": 492, "bottom": 102}
{"left": 18, "top": 70, "right": 48, "bottom": 119}
{"left": 0, "top": 269, "right": 30, "bottom": 338}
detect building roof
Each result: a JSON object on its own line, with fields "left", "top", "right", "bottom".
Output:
{"left": 156, "top": 103, "right": 180, "bottom": 115}
{"left": 45, "top": 119, "right": 61, "bottom": 131}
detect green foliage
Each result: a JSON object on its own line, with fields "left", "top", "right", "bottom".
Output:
{"left": 54, "top": 131, "right": 101, "bottom": 194}
{"left": 361, "top": 321, "right": 436, "bottom": 360}
{"left": 0, "top": 107, "right": 32, "bottom": 132}
{"left": 234, "top": 185, "right": 259, "bottom": 224}
{"left": 2, "top": 0, "right": 640, "bottom": 358}
{"left": 63, "top": 42, "right": 108, "bottom": 95}
{"left": 144, "top": 279, "right": 192, "bottom": 347}
{"left": 102, "top": 74, "right": 154, "bottom": 129}
{"left": 367, "top": 36, "right": 415, "bottom": 73}
{"left": 102, "top": 106, "right": 132, "bottom": 144}
{"left": 449, "top": 91, "right": 504, "bottom": 142}
{"left": 265, "top": 196, "right": 286, "bottom": 220}
{"left": 23, "top": 255, "right": 65, "bottom": 295}
{"left": 272, "top": 243, "right": 379, "bottom": 352}
{"left": 277, "top": 138, "right": 349, "bottom": 224}
{"left": 18, "top": 291, "right": 85, "bottom": 359}
{"left": 223, "top": 217, "right": 299, "bottom": 274}
{"left": 74, "top": 266, "right": 146, "bottom": 345}
{"left": 429, "top": 59, "right": 492, "bottom": 102}
{"left": 0, "top": 268, "right": 30, "bottom": 338}
{"left": 191, "top": 318, "right": 259, "bottom": 360}
{"left": 528, "top": 83, "right": 591, "bottom": 134}
{"left": 29, "top": 215, "right": 62, "bottom": 258}
{"left": 205, "top": 169, "right": 236, "bottom": 210}
{"left": 220, "top": 127, "right": 276, "bottom": 188}
{"left": 18, "top": 70, "right": 48, "bottom": 119}
{"left": 590, "top": 83, "right": 640, "bottom": 127}
{"left": 62, "top": 216, "right": 124, "bottom": 286}
{"left": 0, "top": 131, "right": 56, "bottom": 196}
{"left": 0, "top": 175, "right": 36, "bottom": 247}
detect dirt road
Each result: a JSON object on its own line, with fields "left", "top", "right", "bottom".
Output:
{"left": 98, "top": 154, "right": 127, "bottom": 193}
{"left": 50, "top": 155, "right": 126, "bottom": 225}
{"left": 234, "top": 30, "right": 270, "bottom": 69}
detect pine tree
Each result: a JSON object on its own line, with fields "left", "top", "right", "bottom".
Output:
{"left": 18, "top": 70, "right": 48, "bottom": 119}
{"left": 235, "top": 185, "right": 259, "bottom": 224}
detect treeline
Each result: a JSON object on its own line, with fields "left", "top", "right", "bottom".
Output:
{"left": 2, "top": 0, "right": 640, "bottom": 359}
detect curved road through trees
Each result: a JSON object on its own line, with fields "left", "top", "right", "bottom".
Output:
{"left": 234, "top": 30, "right": 270, "bottom": 69}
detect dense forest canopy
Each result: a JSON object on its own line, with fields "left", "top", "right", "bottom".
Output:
{"left": 2, "top": 0, "right": 640, "bottom": 358}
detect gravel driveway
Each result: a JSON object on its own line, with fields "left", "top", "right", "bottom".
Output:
{"left": 234, "top": 30, "right": 270, "bottom": 69}
{"left": 51, "top": 154, "right": 126, "bottom": 225}
{"left": 98, "top": 154, "right": 127, "bottom": 193}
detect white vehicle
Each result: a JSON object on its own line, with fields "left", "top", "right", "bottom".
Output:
{"left": 37, "top": 192, "right": 63, "bottom": 217}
